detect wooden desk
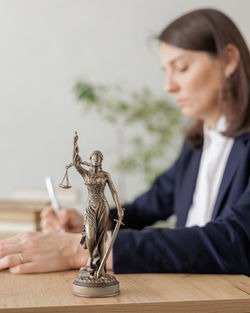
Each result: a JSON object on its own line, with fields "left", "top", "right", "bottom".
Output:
{"left": 0, "top": 270, "right": 250, "bottom": 313}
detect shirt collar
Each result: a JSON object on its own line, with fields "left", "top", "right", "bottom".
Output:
{"left": 203, "top": 116, "right": 228, "bottom": 145}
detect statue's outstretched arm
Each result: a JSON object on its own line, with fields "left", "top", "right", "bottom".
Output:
{"left": 106, "top": 173, "right": 124, "bottom": 220}
{"left": 73, "top": 132, "right": 88, "bottom": 177}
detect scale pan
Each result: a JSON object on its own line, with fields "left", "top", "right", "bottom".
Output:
{"left": 59, "top": 184, "right": 72, "bottom": 189}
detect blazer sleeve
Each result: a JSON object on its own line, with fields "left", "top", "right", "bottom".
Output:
{"left": 112, "top": 178, "right": 250, "bottom": 275}
{"left": 109, "top": 144, "right": 185, "bottom": 230}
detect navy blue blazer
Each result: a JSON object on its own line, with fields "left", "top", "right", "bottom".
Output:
{"left": 110, "top": 133, "right": 250, "bottom": 274}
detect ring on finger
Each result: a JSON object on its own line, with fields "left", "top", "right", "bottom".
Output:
{"left": 18, "top": 253, "right": 24, "bottom": 264}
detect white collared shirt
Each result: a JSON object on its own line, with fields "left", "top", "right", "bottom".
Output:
{"left": 185, "top": 117, "right": 234, "bottom": 227}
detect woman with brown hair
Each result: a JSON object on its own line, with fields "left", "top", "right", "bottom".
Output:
{"left": 0, "top": 8, "right": 250, "bottom": 274}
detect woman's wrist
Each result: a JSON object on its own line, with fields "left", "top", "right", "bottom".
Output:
{"left": 59, "top": 232, "right": 113, "bottom": 271}
{"left": 59, "top": 233, "right": 86, "bottom": 269}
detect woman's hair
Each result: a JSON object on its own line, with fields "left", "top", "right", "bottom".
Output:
{"left": 158, "top": 8, "right": 250, "bottom": 149}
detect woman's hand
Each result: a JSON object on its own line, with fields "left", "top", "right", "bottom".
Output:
{"left": 40, "top": 206, "right": 83, "bottom": 233}
{"left": 0, "top": 232, "right": 86, "bottom": 274}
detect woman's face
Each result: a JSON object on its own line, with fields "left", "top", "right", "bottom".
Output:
{"left": 159, "top": 42, "right": 224, "bottom": 127}
{"left": 91, "top": 153, "right": 102, "bottom": 167}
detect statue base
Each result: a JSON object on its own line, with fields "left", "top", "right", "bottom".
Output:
{"left": 72, "top": 269, "right": 120, "bottom": 297}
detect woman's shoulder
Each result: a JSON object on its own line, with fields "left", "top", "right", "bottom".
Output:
{"left": 236, "top": 132, "right": 250, "bottom": 144}
{"left": 179, "top": 139, "right": 201, "bottom": 157}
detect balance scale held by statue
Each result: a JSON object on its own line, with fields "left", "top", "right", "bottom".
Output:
{"left": 60, "top": 132, "right": 124, "bottom": 297}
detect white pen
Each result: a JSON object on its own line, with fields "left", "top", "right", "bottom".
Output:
{"left": 45, "top": 176, "right": 65, "bottom": 232}
{"left": 45, "top": 176, "right": 61, "bottom": 216}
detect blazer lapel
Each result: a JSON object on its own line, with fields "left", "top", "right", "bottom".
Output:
{"left": 211, "top": 137, "right": 247, "bottom": 220}
{"left": 178, "top": 148, "right": 202, "bottom": 227}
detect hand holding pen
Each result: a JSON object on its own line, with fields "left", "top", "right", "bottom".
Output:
{"left": 40, "top": 206, "right": 83, "bottom": 233}
{"left": 42, "top": 176, "right": 83, "bottom": 233}
{"left": 45, "top": 176, "right": 65, "bottom": 232}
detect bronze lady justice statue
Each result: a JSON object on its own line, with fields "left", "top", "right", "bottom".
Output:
{"left": 60, "top": 132, "right": 124, "bottom": 297}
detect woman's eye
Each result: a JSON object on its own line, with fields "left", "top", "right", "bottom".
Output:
{"left": 176, "top": 65, "right": 188, "bottom": 72}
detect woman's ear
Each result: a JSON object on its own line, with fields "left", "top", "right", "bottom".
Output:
{"left": 222, "top": 44, "right": 240, "bottom": 78}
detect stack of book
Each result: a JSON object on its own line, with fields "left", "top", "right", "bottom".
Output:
{"left": 0, "top": 200, "right": 48, "bottom": 233}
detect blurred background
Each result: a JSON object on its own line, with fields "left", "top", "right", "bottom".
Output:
{"left": 0, "top": 0, "right": 249, "bottom": 231}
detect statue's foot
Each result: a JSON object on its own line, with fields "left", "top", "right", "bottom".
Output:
{"left": 80, "top": 266, "right": 95, "bottom": 274}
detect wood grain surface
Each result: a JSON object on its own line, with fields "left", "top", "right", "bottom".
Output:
{"left": 0, "top": 270, "right": 250, "bottom": 313}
